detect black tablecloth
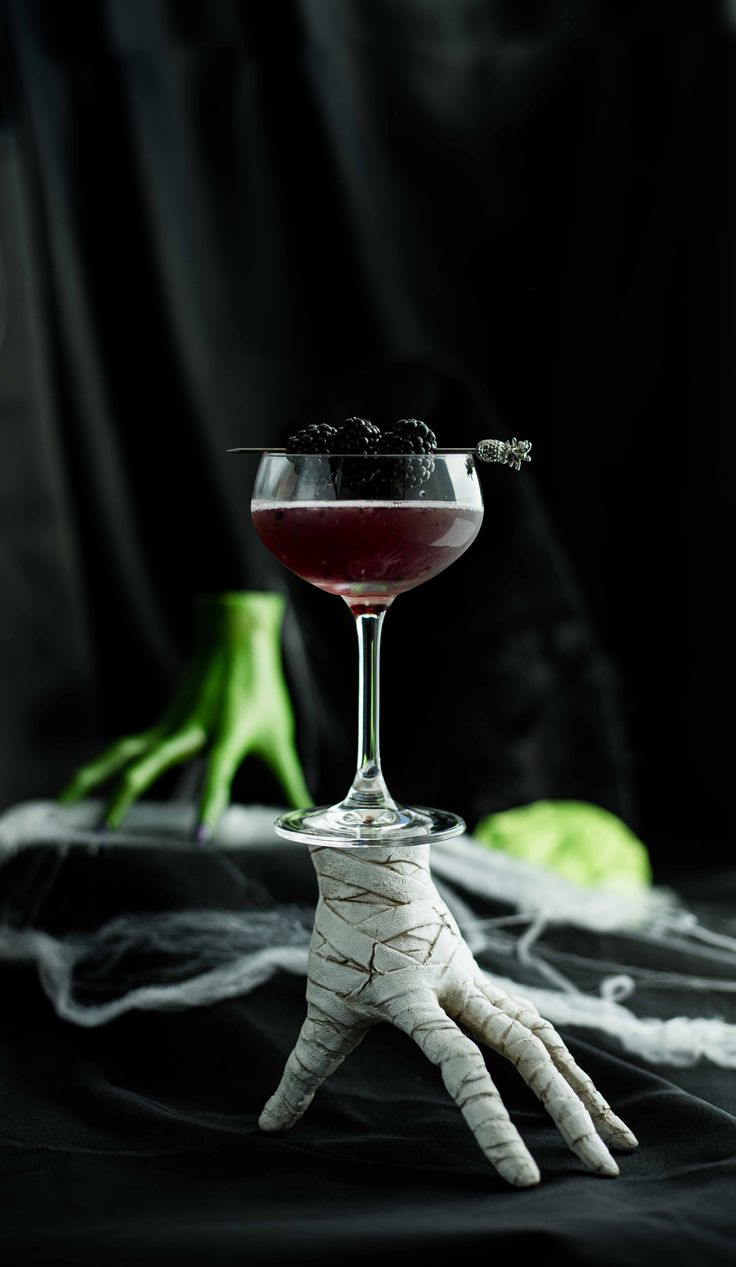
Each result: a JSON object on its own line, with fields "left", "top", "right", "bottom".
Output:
{"left": 1, "top": 822, "right": 735, "bottom": 1267}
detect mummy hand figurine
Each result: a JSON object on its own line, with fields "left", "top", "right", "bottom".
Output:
{"left": 260, "top": 844, "right": 638, "bottom": 1186}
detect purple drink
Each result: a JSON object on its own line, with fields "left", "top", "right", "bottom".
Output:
{"left": 251, "top": 499, "right": 483, "bottom": 604}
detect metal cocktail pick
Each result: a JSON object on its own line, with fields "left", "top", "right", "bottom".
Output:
{"left": 227, "top": 438, "right": 532, "bottom": 471}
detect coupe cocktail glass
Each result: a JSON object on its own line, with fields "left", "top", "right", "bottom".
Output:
{"left": 251, "top": 452, "right": 483, "bottom": 846}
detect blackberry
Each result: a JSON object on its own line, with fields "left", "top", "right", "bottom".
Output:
{"left": 331, "top": 417, "right": 383, "bottom": 492}
{"left": 334, "top": 417, "right": 382, "bottom": 454}
{"left": 286, "top": 423, "right": 338, "bottom": 454}
{"left": 380, "top": 417, "right": 437, "bottom": 489}
{"left": 384, "top": 417, "right": 437, "bottom": 455}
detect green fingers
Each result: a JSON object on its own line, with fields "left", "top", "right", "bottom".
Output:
{"left": 102, "top": 727, "right": 207, "bottom": 829}
{"left": 58, "top": 592, "right": 312, "bottom": 839}
{"left": 195, "top": 733, "right": 312, "bottom": 841}
{"left": 197, "top": 742, "right": 244, "bottom": 838}
{"left": 260, "top": 741, "right": 312, "bottom": 809}
{"left": 59, "top": 732, "right": 158, "bottom": 803}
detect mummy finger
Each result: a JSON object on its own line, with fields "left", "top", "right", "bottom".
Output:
{"left": 459, "top": 988, "right": 619, "bottom": 1177}
{"left": 388, "top": 992, "right": 540, "bottom": 1187}
{"left": 259, "top": 1008, "right": 371, "bottom": 1132}
{"left": 474, "top": 972, "right": 638, "bottom": 1151}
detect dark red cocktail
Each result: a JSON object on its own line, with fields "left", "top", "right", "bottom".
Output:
{"left": 251, "top": 499, "right": 483, "bottom": 603}
{"left": 249, "top": 449, "right": 486, "bottom": 846}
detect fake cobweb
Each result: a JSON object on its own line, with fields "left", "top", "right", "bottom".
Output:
{"left": 1, "top": 801, "right": 735, "bottom": 1068}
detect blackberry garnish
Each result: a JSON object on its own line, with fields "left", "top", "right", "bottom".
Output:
{"left": 286, "top": 423, "right": 338, "bottom": 454}
{"left": 334, "top": 417, "right": 382, "bottom": 454}
{"left": 384, "top": 417, "right": 437, "bottom": 455}
{"left": 380, "top": 417, "right": 437, "bottom": 489}
{"left": 332, "top": 417, "right": 383, "bottom": 492}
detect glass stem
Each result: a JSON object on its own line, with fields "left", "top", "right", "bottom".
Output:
{"left": 343, "top": 607, "right": 395, "bottom": 811}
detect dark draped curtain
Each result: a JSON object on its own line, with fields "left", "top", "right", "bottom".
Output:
{"left": 1, "top": 0, "right": 734, "bottom": 867}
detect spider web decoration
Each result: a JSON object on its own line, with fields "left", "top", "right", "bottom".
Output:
{"left": 1, "top": 802, "right": 735, "bottom": 1067}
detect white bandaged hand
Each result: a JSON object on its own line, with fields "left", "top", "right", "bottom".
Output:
{"left": 260, "top": 844, "right": 637, "bottom": 1186}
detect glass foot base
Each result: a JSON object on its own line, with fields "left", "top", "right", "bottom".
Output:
{"left": 273, "top": 803, "right": 465, "bottom": 848}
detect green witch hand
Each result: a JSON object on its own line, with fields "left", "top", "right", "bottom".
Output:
{"left": 59, "top": 592, "right": 311, "bottom": 841}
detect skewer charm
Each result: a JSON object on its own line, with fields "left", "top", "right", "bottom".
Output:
{"left": 476, "top": 437, "right": 532, "bottom": 470}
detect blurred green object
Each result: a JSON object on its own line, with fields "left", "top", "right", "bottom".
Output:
{"left": 59, "top": 591, "right": 311, "bottom": 838}
{"left": 473, "top": 800, "right": 652, "bottom": 891}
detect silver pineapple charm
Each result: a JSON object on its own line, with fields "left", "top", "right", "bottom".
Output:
{"left": 476, "top": 437, "right": 532, "bottom": 471}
